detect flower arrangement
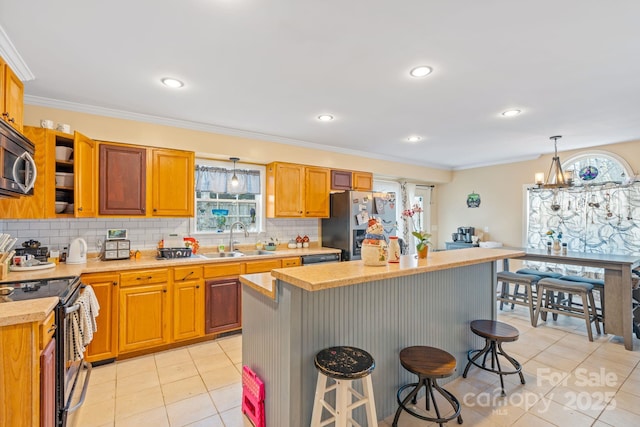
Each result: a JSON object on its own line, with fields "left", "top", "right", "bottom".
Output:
{"left": 546, "top": 229, "right": 563, "bottom": 241}
{"left": 402, "top": 205, "right": 431, "bottom": 251}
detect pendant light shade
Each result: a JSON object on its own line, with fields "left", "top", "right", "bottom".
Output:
{"left": 230, "top": 157, "right": 240, "bottom": 187}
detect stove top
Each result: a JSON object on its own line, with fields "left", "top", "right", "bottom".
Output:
{"left": 0, "top": 276, "right": 81, "bottom": 304}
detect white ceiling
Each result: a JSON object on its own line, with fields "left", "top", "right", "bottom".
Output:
{"left": 2, "top": 0, "right": 640, "bottom": 170}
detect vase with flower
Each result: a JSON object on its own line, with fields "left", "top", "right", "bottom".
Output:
{"left": 402, "top": 205, "right": 432, "bottom": 259}
{"left": 546, "top": 229, "right": 563, "bottom": 253}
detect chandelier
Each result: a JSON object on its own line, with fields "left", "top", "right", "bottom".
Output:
{"left": 534, "top": 135, "right": 573, "bottom": 188}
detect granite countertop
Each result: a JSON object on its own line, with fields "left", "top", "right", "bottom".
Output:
{"left": 266, "top": 247, "right": 524, "bottom": 292}
{"left": 0, "top": 297, "right": 58, "bottom": 327}
{"left": 2, "top": 245, "right": 341, "bottom": 282}
{"left": 0, "top": 245, "right": 340, "bottom": 327}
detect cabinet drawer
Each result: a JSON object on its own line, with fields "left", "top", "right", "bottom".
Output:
{"left": 174, "top": 265, "right": 203, "bottom": 281}
{"left": 120, "top": 269, "right": 168, "bottom": 287}
{"left": 40, "top": 311, "right": 56, "bottom": 350}
{"left": 245, "top": 259, "right": 282, "bottom": 274}
{"left": 281, "top": 257, "right": 301, "bottom": 268}
{"left": 203, "top": 262, "right": 242, "bottom": 279}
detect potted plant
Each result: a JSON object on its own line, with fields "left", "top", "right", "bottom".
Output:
{"left": 402, "top": 205, "right": 432, "bottom": 259}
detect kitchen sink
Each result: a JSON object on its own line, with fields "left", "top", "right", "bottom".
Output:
{"left": 199, "top": 252, "right": 245, "bottom": 258}
{"left": 198, "top": 250, "right": 275, "bottom": 259}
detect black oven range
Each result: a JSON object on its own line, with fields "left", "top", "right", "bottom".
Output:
{"left": 0, "top": 276, "right": 93, "bottom": 426}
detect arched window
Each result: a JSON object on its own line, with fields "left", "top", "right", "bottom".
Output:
{"left": 561, "top": 151, "right": 634, "bottom": 186}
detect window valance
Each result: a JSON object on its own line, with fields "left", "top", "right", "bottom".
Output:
{"left": 195, "top": 165, "right": 261, "bottom": 194}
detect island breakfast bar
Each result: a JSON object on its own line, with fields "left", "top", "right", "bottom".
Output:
{"left": 240, "top": 247, "right": 523, "bottom": 426}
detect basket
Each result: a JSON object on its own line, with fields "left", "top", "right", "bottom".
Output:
{"left": 157, "top": 248, "right": 192, "bottom": 259}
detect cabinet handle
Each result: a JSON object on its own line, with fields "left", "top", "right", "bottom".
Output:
{"left": 48, "top": 324, "right": 57, "bottom": 334}
{"left": 153, "top": 208, "right": 157, "bottom": 212}
{"left": 181, "top": 271, "right": 194, "bottom": 281}
{"left": 8, "top": 117, "right": 14, "bottom": 123}
{"left": 1, "top": 112, "right": 7, "bottom": 118}
{"left": 196, "top": 285, "right": 200, "bottom": 289}
{"left": 163, "top": 288, "right": 167, "bottom": 293}
{"left": 112, "top": 281, "right": 118, "bottom": 286}
{"left": 78, "top": 207, "right": 83, "bottom": 212}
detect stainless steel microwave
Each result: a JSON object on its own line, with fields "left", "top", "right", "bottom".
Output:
{"left": 0, "top": 120, "right": 37, "bottom": 198}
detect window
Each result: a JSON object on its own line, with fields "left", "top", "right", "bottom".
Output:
{"left": 193, "top": 160, "right": 265, "bottom": 234}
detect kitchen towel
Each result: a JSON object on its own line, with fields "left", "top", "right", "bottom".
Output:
{"left": 67, "top": 311, "right": 85, "bottom": 361}
{"left": 77, "top": 285, "right": 100, "bottom": 347}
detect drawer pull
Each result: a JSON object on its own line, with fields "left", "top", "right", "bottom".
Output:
{"left": 182, "top": 271, "right": 194, "bottom": 281}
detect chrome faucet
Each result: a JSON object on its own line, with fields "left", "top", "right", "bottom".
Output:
{"left": 229, "top": 221, "right": 249, "bottom": 252}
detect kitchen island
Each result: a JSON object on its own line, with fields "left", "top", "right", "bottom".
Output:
{"left": 240, "top": 247, "right": 523, "bottom": 426}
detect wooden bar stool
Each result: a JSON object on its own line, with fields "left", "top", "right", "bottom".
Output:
{"left": 534, "top": 278, "right": 601, "bottom": 341}
{"left": 496, "top": 271, "right": 541, "bottom": 326}
{"left": 392, "top": 346, "right": 462, "bottom": 426}
{"left": 462, "top": 320, "right": 524, "bottom": 396}
{"left": 560, "top": 275, "right": 605, "bottom": 326}
{"left": 311, "top": 346, "right": 377, "bottom": 427}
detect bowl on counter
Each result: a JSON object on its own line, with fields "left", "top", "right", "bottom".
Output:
{"left": 55, "top": 146, "right": 73, "bottom": 161}
{"left": 55, "top": 202, "right": 68, "bottom": 213}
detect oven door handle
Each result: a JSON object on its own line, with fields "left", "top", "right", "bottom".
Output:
{"left": 12, "top": 151, "right": 37, "bottom": 193}
{"left": 65, "top": 303, "right": 81, "bottom": 314}
{"left": 66, "top": 361, "right": 92, "bottom": 414}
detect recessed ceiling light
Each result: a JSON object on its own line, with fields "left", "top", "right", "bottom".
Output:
{"left": 501, "top": 109, "right": 521, "bottom": 117}
{"left": 407, "top": 135, "right": 422, "bottom": 143}
{"left": 317, "top": 114, "right": 334, "bottom": 122}
{"left": 409, "top": 66, "right": 433, "bottom": 78}
{"left": 161, "top": 77, "right": 184, "bottom": 88}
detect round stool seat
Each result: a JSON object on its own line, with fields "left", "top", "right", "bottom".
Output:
{"left": 470, "top": 319, "right": 519, "bottom": 343}
{"left": 399, "top": 346, "right": 456, "bottom": 379}
{"left": 314, "top": 346, "right": 375, "bottom": 380}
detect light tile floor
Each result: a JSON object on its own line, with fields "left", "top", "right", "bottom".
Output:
{"left": 71, "top": 305, "right": 640, "bottom": 426}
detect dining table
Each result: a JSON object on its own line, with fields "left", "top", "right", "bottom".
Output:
{"left": 505, "top": 248, "right": 640, "bottom": 350}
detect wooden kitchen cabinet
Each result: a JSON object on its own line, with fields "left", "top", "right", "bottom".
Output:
{"left": 245, "top": 258, "right": 282, "bottom": 274}
{"left": 205, "top": 278, "right": 242, "bottom": 334}
{"left": 82, "top": 273, "right": 119, "bottom": 363}
{"left": 73, "top": 132, "right": 98, "bottom": 217}
{"left": 119, "top": 268, "right": 170, "bottom": 353}
{"left": 173, "top": 266, "right": 204, "bottom": 341}
{"left": 1, "top": 56, "right": 24, "bottom": 133}
{"left": 266, "top": 162, "right": 330, "bottom": 218}
{"left": 99, "top": 143, "right": 147, "bottom": 215}
{"left": 40, "top": 337, "right": 56, "bottom": 427}
{"left": 352, "top": 171, "right": 373, "bottom": 191}
{"left": 150, "top": 148, "right": 194, "bottom": 216}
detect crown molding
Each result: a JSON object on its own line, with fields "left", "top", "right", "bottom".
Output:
{"left": 0, "top": 25, "right": 35, "bottom": 81}
{"left": 25, "top": 94, "right": 451, "bottom": 170}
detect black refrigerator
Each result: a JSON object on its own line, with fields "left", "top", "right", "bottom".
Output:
{"left": 321, "top": 191, "right": 397, "bottom": 260}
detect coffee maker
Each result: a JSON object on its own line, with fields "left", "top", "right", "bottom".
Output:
{"left": 452, "top": 226, "right": 475, "bottom": 243}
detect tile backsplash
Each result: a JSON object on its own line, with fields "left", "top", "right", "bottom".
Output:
{"left": 0, "top": 218, "right": 319, "bottom": 253}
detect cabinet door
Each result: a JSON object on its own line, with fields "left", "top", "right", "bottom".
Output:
{"left": 40, "top": 337, "right": 56, "bottom": 427}
{"left": 82, "top": 273, "right": 119, "bottom": 363}
{"left": 74, "top": 132, "right": 98, "bottom": 217}
{"left": 174, "top": 280, "right": 205, "bottom": 341}
{"left": 151, "top": 148, "right": 194, "bottom": 216}
{"left": 272, "top": 163, "right": 304, "bottom": 217}
{"left": 305, "top": 166, "right": 330, "bottom": 217}
{"left": 1, "top": 62, "right": 24, "bottom": 133}
{"left": 331, "top": 170, "right": 352, "bottom": 191}
{"left": 119, "top": 284, "right": 170, "bottom": 353}
{"left": 99, "top": 143, "right": 146, "bottom": 215}
{"left": 205, "top": 279, "right": 241, "bottom": 334}
{"left": 353, "top": 171, "right": 373, "bottom": 191}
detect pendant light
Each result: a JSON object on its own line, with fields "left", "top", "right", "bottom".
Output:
{"left": 230, "top": 157, "right": 240, "bottom": 187}
{"left": 534, "top": 136, "right": 572, "bottom": 188}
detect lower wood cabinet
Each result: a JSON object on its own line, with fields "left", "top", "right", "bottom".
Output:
{"left": 173, "top": 266, "right": 205, "bottom": 341}
{"left": 40, "top": 337, "right": 56, "bottom": 427}
{"left": 119, "top": 283, "right": 170, "bottom": 353}
{"left": 205, "top": 279, "right": 242, "bottom": 334}
{"left": 82, "top": 273, "right": 119, "bottom": 362}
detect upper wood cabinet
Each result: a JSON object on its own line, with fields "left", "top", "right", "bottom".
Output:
{"left": 353, "top": 171, "right": 373, "bottom": 191}
{"left": 266, "top": 162, "right": 330, "bottom": 218}
{"left": 0, "top": 127, "right": 97, "bottom": 219}
{"left": 150, "top": 148, "right": 194, "bottom": 217}
{"left": 99, "top": 143, "right": 147, "bottom": 215}
{"left": 0, "top": 56, "right": 24, "bottom": 133}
